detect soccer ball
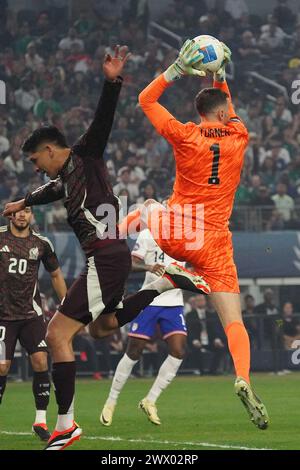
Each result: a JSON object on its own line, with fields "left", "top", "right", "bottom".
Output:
{"left": 192, "top": 35, "right": 224, "bottom": 74}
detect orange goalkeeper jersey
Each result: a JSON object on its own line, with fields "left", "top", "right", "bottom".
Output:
{"left": 139, "top": 74, "right": 249, "bottom": 231}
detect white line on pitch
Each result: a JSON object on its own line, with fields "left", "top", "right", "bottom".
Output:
{"left": 0, "top": 431, "right": 272, "bottom": 450}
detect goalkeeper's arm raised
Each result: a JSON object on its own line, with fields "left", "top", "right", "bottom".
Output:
{"left": 139, "top": 39, "right": 204, "bottom": 140}
{"left": 212, "top": 43, "right": 236, "bottom": 118}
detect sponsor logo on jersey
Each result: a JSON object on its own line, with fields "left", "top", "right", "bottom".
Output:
{"left": 131, "top": 322, "right": 138, "bottom": 331}
{"left": 0, "top": 245, "right": 10, "bottom": 252}
{"left": 29, "top": 247, "right": 39, "bottom": 260}
{"left": 38, "top": 340, "right": 47, "bottom": 348}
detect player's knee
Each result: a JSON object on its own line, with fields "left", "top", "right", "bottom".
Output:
{"left": 127, "top": 343, "right": 143, "bottom": 361}
{"left": 127, "top": 349, "right": 141, "bottom": 361}
{"left": 31, "top": 354, "right": 48, "bottom": 372}
{"left": 0, "top": 363, "right": 10, "bottom": 375}
{"left": 46, "top": 324, "right": 64, "bottom": 349}
{"left": 169, "top": 347, "right": 186, "bottom": 360}
{"left": 89, "top": 315, "right": 117, "bottom": 339}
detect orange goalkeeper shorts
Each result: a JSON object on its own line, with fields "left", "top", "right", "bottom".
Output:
{"left": 147, "top": 207, "right": 239, "bottom": 294}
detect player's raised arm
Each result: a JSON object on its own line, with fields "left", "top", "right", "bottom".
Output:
{"left": 212, "top": 43, "right": 236, "bottom": 119}
{"left": 2, "top": 178, "right": 65, "bottom": 217}
{"left": 139, "top": 40, "right": 205, "bottom": 144}
{"left": 73, "top": 45, "right": 130, "bottom": 159}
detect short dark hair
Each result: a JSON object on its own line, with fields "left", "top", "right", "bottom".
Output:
{"left": 195, "top": 88, "right": 228, "bottom": 116}
{"left": 244, "top": 294, "right": 254, "bottom": 301}
{"left": 22, "top": 125, "right": 68, "bottom": 153}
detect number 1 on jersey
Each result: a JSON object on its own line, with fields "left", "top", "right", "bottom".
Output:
{"left": 208, "top": 143, "right": 220, "bottom": 185}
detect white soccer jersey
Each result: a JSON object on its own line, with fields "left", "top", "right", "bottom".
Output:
{"left": 131, "top": 229, "right": 184, "bottom": 307}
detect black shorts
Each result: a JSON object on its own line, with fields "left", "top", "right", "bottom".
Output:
{"left": 59, "top": 240, "right": 132, "bottom": 325}
{"left": 0, "top": 316, "right": 48, "bottom": 361}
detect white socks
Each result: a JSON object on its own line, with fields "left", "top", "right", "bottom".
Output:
{"left": 146, "top": 355, "right": 182, "bottom": 404}
{"left": 106, "top": 354, "right": 182, "bottom": 407}
{"left": 107, "top": 354, "right": 138, "bottom": 406}
{"left": 35, "top": 409, "right": 46, "bottom": 424}
{"left": 55, "top": 399, "right": 74, "bottom": 431}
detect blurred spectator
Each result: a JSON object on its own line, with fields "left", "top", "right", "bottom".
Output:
{"left": 245, "top": 132, "right": 266, "bottom": 174}
{"left": 137, "top": 181, "right": 158, "bottom": 204}
{"left": 264, "top": 137, "right": 291, "bottom": 171}
{"left": 0, "top": 126, "right": 9, "bottom": 156}
{"left": 254, "top": 289, "right": 283, "bottom": 372}
{"left": 14, "top": 76, "right": 39, "bottom": 112}
{"left": 0, "top": 158, "right": 8, "bottom": 184}
{"left": 33, "top": 87, "right": 63, "bottom": 119}
{"left": 113, "top": 166, "right": 139, "bottom": 201}
{"left": 25, "top": 41, "right": 44, "bottom": 70}
{"left": 271, "top": 182, "right": 295, "bottom": 225}
{"left": 259, "top": 157, "right": 279, "bottom": 192}
{"left": 0, "top": 173, "right": 22, "bottom": 202}
{"left": 281, "top": 302, "right": 300, "bottom": 349}
{"left": 58, "top": 27, "right": 84, "bottom": 52}
{"left": 251, "top": 185, "right": 275, "bottom": 229}
{"left": 237, "top": 30, "right": 261, "bottom": 65}
{"left": 259, "top": 14, "right": 287, "bottom": 52}
{"left": 273, "top": 0, "right": 295, "bottom": 32}
{"left": 45, "top": 200, "right": 68, "bottom": 231}
{"left": 224, "top": 0, "right": 249, "bottom": 20}
{"left": 14, "top": 21, "right": 33, "bottom": 56}
{"left": 74, "top": 11, "right": 95, "bottom": 38}
{"left": 242, "top": 294, "right": 259, "bottom": 349}
{"left": 186, "top": 295, "right": 227, "bottom": 375}
{"left": 271, "top": 96, "right": 293, "bottom": 128}
{"left": 3, "top": 145, "right": 24, "bottom": 174}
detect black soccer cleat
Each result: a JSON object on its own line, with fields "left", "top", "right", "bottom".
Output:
{"left": 44, "top": 421, "right": 82, "bottom": 450}
{"left": 32, "top": 423, "right": 51, "bottom": 442}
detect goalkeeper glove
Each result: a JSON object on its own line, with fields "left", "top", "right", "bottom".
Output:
{"left": 164, "top": 39, "right": 205, "bottom": 83}
{"left": 213, "top": 42, "right": 232, "bottom": 82}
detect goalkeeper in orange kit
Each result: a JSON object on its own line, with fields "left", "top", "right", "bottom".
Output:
{"left": 120, "top": 40, "right": 269, "bottom": 429}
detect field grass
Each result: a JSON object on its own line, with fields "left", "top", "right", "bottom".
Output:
{"left": 0, "top": 373, "right": 299, "bottom": 450}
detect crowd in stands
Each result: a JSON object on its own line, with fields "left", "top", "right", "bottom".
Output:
{"left": 0, "top": 0, "right": 300, "bottom": 231}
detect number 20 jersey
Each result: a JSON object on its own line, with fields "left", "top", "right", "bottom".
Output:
{"left": 0, "top": 226, "right": 59, "bottom": 321}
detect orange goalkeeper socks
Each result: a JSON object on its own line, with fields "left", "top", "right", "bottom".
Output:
{"left": 225, "top": 321, "right": 250, "bottom": 384}
{"left": 118, "top": 208, "right": 142, "bottom": 237}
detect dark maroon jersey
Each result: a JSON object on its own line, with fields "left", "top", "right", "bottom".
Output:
{"left": 0, "top": 226, "right": 59, "bottom": 321}
{"left": 25, "top": 79, "right": 122, "bottom": 254}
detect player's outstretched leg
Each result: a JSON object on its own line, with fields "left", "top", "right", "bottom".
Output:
{"left": 163, "top": 263, "right": 210, "bottom": 295}
{"left": 210, "top": 292, "right": 269, "bottom": 430}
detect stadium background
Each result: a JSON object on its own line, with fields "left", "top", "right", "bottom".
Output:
{"left": 1, "top": 0, "right": 300, "bottom": 380}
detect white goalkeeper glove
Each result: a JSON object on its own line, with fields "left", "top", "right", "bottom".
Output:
{"left": 213, "top": 42, "right": 232, "bottom": 82}
{"left": 164, "top": 39, "right": 205, "bottom": 83}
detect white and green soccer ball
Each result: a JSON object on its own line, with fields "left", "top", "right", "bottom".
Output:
{"left": 192, "top": 35, "right": 225, "bottom": 74}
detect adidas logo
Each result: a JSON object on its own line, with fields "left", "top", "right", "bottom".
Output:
{"left": 0, "top": 245, "right": 10, "bottom": 252}
{"left": 38, "top": 340, "right": 47, "bottom": 348}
